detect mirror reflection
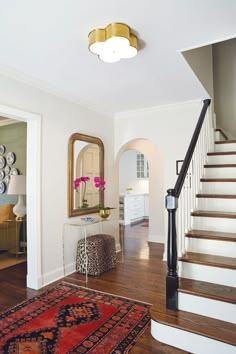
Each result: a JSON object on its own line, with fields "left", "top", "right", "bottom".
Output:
{"left": 68, "top": 133, "right": 104, "bottom": 217}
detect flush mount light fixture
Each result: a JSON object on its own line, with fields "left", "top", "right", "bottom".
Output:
{"left": 88, "top": 22, "right": 138, "bottom": 63}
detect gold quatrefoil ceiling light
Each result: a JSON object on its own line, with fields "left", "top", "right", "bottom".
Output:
{"left": 88, "top": 22, "right": 138, "bottom": 63}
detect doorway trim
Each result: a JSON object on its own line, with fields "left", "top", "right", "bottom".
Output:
{"left": 0, "top": 103, "right": 42, "bottom": 289}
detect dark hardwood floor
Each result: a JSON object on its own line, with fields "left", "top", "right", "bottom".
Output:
{"left": 0, "top": 224, "right": 187, "bottom": 353}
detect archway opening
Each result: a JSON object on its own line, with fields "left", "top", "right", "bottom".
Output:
{"left": 116, "top": 138, "right": 165, "bottom": 248}
{"left": 119, "top": 149, "right": 149, "bottom": 227}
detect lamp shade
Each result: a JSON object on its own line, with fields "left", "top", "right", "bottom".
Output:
{"left": 8, "top": 175, "right": 26, "bottom": 195}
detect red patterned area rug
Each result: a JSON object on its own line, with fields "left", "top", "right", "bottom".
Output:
{"left": 0, "top": 282, "right": 151, "bottom": 353}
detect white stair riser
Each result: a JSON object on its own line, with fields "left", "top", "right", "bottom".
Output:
{"left": 187, "top": 238, "right": 236, "bottom": 257}
{"left": 204, "top": 167, "right": 236, "bottom": 178}
{"left": 179, "top": 261, "right": 236, "bottom": 287}
{"left": 192, "top": 215, "right": 236, "bottom": 233}
{"left": 151, "top": 320, "right": 235, "bottom": 354}
{"left": 201, "top": 182, "right": 236, "bottom": 194}
{"left": 208, "top": 155, "right": 236, "bottom": 164}
{"left": 197, "top": 198, "right": 236, "bottom": 212}
{"left": 215, "top": 143, "right": 236, "bottom": 152}
{"left": 179, "top": 292, "right": 236, "bottom": 324}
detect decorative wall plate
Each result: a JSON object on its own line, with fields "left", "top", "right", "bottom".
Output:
{"left": 0, "top": 145, "right": 6, "bottom": 155}
{"left": 5, "top": 165, "right": 10, "bottom": 175}
{"left": 0, "top": 170, "right": 5, "bottom": 180}
{"left": 6, "top": 152, "right": 16, "bottom": 165}
{"left": 4, "top": 175, "right": 10, "bottom": 185}
{"left": 0, "top": 156, "right": 6, "bottom": 169}
{"left": 10, "top": 168, "right": 19, "bottom": 176}
{"left": 0, "top": 181, "right": 6, "bottom": 194}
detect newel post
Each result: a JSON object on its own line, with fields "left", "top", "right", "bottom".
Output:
{"left": 165, "top": 188, "right": 178, "bottom": 310}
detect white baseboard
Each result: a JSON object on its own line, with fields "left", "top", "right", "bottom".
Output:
{"left": 116, "top": 243, "right": 121, "bottom": 252}
{"left": 63, "top": 261, "right": 76, "bottom": 277}
{"left": 41, "top": 266, "right": 65, "bottom": 287}
{"left": 47, "top": 243, "right": 122, "bottom": 281}
{"left": 27, "top": 274, "right": 43, "bottom": 290}
{"left": 148, "top": 234, "right": 164, "bottom": 243}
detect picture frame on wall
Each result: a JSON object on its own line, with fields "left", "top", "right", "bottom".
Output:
{"left": 176, "top": 160, "right": 184, "bottom": 175}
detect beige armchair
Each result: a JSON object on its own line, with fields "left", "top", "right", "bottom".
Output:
{"left": 0, "top": 204, "right": 15, "bottom": 251}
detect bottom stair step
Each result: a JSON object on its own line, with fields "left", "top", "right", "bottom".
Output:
{"left": 151, "top": 305, "right": 236, "bottom": 354}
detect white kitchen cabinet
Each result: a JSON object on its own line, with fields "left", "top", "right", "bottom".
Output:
{"left": 119, "top": 194, "right": 149, "bottom": 225}
{"left": 136, "top": 153, "right": 149, "bottom": 178}
{"left": 144, "top": 194, "right": 149, "bottom": 217}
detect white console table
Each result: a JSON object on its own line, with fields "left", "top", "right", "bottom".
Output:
{"left": 63, "top": 218, "right": 122, "bottom": 281}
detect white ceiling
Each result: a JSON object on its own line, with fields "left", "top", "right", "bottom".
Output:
{"left": 0, "top": 0, "right": 235, "bottom": 115}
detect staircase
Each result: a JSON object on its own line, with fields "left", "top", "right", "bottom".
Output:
{"left": 151, "top": 137, "right": 236, "bottom": 353}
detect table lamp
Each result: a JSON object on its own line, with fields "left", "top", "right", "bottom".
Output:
{"left": 7, "top": 175, "right": 26, "bottom": 220}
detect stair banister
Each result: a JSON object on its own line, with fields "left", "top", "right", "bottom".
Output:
{"left": 166, "top": 99, "right": 211, "bottom": 310}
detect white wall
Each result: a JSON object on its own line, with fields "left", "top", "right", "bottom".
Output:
{"left": 115, "top": 100, "right": 204, "bottom": 245}
{"left": 182, "top": 45, "right": 214, "bottom": 101}
{"left": 213, "top": 38, "right": 236, "bottom": 138}
{"left": 119, "top": 149, "right": 149, "bottom": 194}
{"left": 0, "top": 74, "right": 116, "bottom": 286}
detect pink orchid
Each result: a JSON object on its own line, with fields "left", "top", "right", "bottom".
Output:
{"left": 73, "top": 176, "right": 90, "bottom": 190}
{"left": 94, "top": 176, "right": 106, "bottom": 190}
{"left": 73, "top": 176, "right": 90, "bottom": 208}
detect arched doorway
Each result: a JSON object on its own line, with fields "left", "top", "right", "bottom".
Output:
{"left": 115, "top": 138, "right": 165, "bottom": 246}
{"left": 119, "top": 149, "right": 149, "bottom": 226}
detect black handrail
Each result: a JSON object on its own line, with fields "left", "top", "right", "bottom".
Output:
{"left": 175, "top": 99, "right": 211, "bottom": 197}
{"left": 165, "top": 99, "right": 211, "bottom": 310}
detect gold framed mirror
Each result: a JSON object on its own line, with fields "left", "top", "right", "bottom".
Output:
{"left": 68, "top": 133, "right": 104, "bottom": 217}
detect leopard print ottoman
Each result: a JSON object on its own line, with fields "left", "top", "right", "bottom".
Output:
{"left": 76, "top": 234, "right": 116, "bottom": 276}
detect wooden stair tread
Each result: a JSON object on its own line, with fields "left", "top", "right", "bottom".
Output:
{"left": 150, "top": 304, "right": 236, "bottom": 346}
{"left": 196, "top": 193, "right": 236, "bottom": 199}
{"left": 191, "top": 210, "right": 236, "bottom": 219}
{"left": 204, "top": 164, "right": 236, "bottom": 168}
{"left": 208, "top": 151, "right": 236, "bottom": 155}
{"left": 201, "top": 178, "right": 236, "bottom": 182}
{"left": 178, "top": 278, "right": 236, "bottom": 304}
{"left": 185, "top": 229, "right": 236, "bottom": 242}
{"left": 179, "top": 252, "right": 236, "bottom": 269}
{"left": 215, "top": 140, "right": 236, "bottom": 144}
